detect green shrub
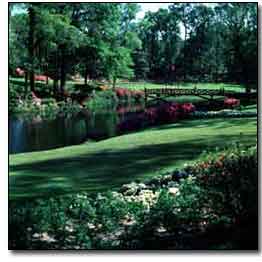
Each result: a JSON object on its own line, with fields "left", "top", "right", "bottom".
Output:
{"left": 85, "top": 90, "right": 119, "bottom": 109}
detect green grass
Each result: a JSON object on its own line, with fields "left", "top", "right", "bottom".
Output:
{"left": 10, "top": 77, "right": 246, "bottom": 93}
{"left": 9, "top": 117, "right": 257, "bottom": 200}
{"left": 117, "top": 81, "right": 246, "bottom": 92}
{"left": 241, "top": 104, "right": 258, "bottom": 113}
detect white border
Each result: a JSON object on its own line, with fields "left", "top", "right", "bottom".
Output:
{"left": 1, "top": 0, "right": 261, "bottom": 260}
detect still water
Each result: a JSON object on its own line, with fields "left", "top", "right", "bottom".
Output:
{"left": 9, "top": 104, "right": 144, "bottom": 154}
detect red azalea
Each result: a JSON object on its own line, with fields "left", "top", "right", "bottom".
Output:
{"left": 224, "top": 97, "right": 240, "bottom": 108}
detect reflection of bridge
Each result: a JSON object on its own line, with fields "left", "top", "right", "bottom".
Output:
{"left": 144, "top": 88, "right": 257, "bottom": 105}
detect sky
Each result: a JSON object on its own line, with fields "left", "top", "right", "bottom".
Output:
{"left": 136, "top": 3, "right": 171, "bottom": 20}
{"left": 137, "top": 3, "right": 217, "bottom": 20}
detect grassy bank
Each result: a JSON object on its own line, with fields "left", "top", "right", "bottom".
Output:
{"left": 118, "top": 82, "right": 246, "bottom": 92}
{"left": 10, "top": 77, "right": 245, "bottom": 93}
{"left": 9, "top": 117, "right": 257, "bottom": 200}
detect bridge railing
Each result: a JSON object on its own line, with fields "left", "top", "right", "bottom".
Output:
{"left": 145, "top": 88, "right": 226, "bottom": 96}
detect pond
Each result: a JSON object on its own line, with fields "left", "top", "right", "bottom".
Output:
{"left": 9, "top": 103, "right": 145, "bottom": 154}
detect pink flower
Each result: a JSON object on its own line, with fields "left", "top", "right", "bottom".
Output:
{"left": 224, "top": 97, "right": 240, "bottom": 108}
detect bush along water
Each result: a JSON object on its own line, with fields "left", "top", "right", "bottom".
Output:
{"left": 117, "top": 102, "right": 195, "bottom": 133}
{"left": 85, "top": 88, "right": 144, "bottom": 110}
{"left": 9, "top": 143, "right": 257, "bottom": 250}
{"left": 224, "top": 97, "right": 240, "bottom": 109}
{"left": 9, "top": 86, "right": 82, "bottom": 119}
{"left": 115, "top": 88, "right": 144, "bottom": 103}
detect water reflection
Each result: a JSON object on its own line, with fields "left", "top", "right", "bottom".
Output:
{"left": 9, "top": 103, "right": 144, "bottom": 154}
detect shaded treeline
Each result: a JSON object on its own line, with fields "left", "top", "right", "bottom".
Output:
{"left": 9, "top": 3, "right": 257, "bottom": 93}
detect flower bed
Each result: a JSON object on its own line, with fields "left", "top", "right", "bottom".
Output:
{"left": 10, "top": 97, "right": 82, "bottom": 120}
{"left": 9, "top": 144, "right": 257, "bottom": 250}
{"left": 117, "top": 102, "right": 195, "bottom": 132}
{"left": 224, "top": 97, "right": 240, "bottom": 109}
{"left": 115, "top": 87, "right": 144, "bottom": 102}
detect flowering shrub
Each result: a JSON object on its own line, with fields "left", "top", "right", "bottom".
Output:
{"left": 15, "top": 67, "right": 25, "bottom": 76}
{"left": 181, "top": 103, "right": 196, "bottom": 113}
{"left": 115, "top": 88, "right": 144, "bottom": 101}
{"left": 132, "top": 90, "right": 144, "bottom": 100}
{"left": 9, "top": 144, "right": 257, "bottom": 249}
{"left": 116, "top": 88, "right": 131, "bottom": 99}
{"left": 34, "top": 75, "right": 51, "bottom": 82}
{"left": 117, "top": 104, "right": 144, "bottom": 115}
{"left": 224, "top": 97, "right": 240, "bottom": 108}
{"left": 144, "top": 107, "right": 159, "bottom": 124}
{"left": 187, "top": 145, "right": 258, "bottom": 239}
{"left": 117, "top": 102, "right": 195, "bottom": 133}
{"left": 99, "top": 85, "right": 109, "bottom": 91}
{"left": 31, "top": 91, "right": 42, "bottom": 106}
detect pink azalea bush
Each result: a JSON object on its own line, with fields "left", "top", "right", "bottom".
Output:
{"left": 118, "top": 102, "right": 195, "bottom": 132}
{"left": 31, "top": 91, "right": 42, "bottom": 106}
{"left": 34, "top": 75, "right": 51, "bottom": 82}
{"left": 15, "top": 67, "right": 25, "bottom": 77}
{"left": 115, "top": 88, "right": 144, "bottom": 101}
{"left": 224, "top": 97, "right": 240, "bottom": 109}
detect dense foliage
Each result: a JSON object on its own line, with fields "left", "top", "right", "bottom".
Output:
{"left": 9, "top": 144, "right": 257, "bottom": 249}
{"left": 9, "top": 3, "right": 257, "bottom": 95}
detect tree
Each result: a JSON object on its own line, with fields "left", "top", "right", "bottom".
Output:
{"left": 132, "top": 50, "right": 149, "bottom": 80}
{"left": 31, "top": 4, "right": 86, "bottom": 93}
{"left": 137, "top": 8, "right": 181, "bottom": 81}
{"left": 28, "top": 5, "right": 36, "bottom": 92}
{"left": 9, "top": 3, "right": 257, "bottom": 92}
{"left": 215, "top": 3, "right": 257, "bottom": 90}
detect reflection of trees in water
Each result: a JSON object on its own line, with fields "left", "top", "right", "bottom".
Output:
{"left": 9, "top": 118, "right": 27, "bottom": 153}
{"left": 85, "top": 110, "right": 119, "bottom": 140}
{"left": 64, "top": 113, "right": 88, "bottom": 144}
{"left": 10, "top": 102, "right": 145, "bottom": 153}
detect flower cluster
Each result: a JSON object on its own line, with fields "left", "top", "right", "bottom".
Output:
{"left": 224, "top": 97, "right": 240, "bottom": 108}
{"left": 34, "top": 75, "right": 51, "bottom": 82}
{"left": 99, "top": 85, "right": 109, "bottom": 91}
{"left": 117, "top": 104, "right": 144, "bottom": 115}
{"left": 118, "top": 102, "right": 195, "bottom": 132}
{"left": 115, "top": 88, "right": 144, "bottom": 100}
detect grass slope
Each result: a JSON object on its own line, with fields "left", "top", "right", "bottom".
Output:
{"left": 9, "top": 117, "right": 257, "bottom": 200}
{"left": 10, "top": 77, "right": 245, "bottom": 93}
{"left": 118, "top": 82, "right": 245, "bottom": 92}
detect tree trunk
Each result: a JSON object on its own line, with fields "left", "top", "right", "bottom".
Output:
{"left": 183, "top": 21, "right": 187, "bottom": 82}
{"left": 60, "top": 45, "right": 66, "bottom": 94}
{"left": 53, "top": 79, "right": 58, "bottom": 89}
{"left": 28, "top": 6, "right": 35, "bottom": 93}
{"left": 84, "top": 64, "right": 88, "bottom": 85}
{"left": 53, "top": 51, "right": 59, "bottom": 96}
{"left": 112, "top": 76, "right": 117, "bottom": 89}
{"left": 24, "top": 71, "right": 28, "bottom": 97}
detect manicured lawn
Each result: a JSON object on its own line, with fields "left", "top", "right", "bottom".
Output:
{"left": 10, "top": 77, "right": 246, "bottom": 93}
{"left": 9, "top": 117, "right": 257, "bottom": 200}
{"left": 118, "top": 81, "right": 246, "bottom": 92}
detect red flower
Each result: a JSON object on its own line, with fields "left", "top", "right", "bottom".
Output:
{"left": 224, "top": 97, "right": 240, "bottom": 108}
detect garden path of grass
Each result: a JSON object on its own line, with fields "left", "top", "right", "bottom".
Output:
{"left": 9, "top": 117, "right": 257, "bottom": 201}
{"left": 118, "top": 82, "right": 246, "bottom": 92}
{"left": 10, "top": 77, "right": 245, "bottom": 93}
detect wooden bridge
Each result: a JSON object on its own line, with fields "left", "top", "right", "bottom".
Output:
{"left": 144, "top": 87, "right": 256, "bottom": 105}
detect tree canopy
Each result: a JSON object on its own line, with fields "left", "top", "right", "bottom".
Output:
{"left": 9, "top": 3, "right": 257, "bottom": 92}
